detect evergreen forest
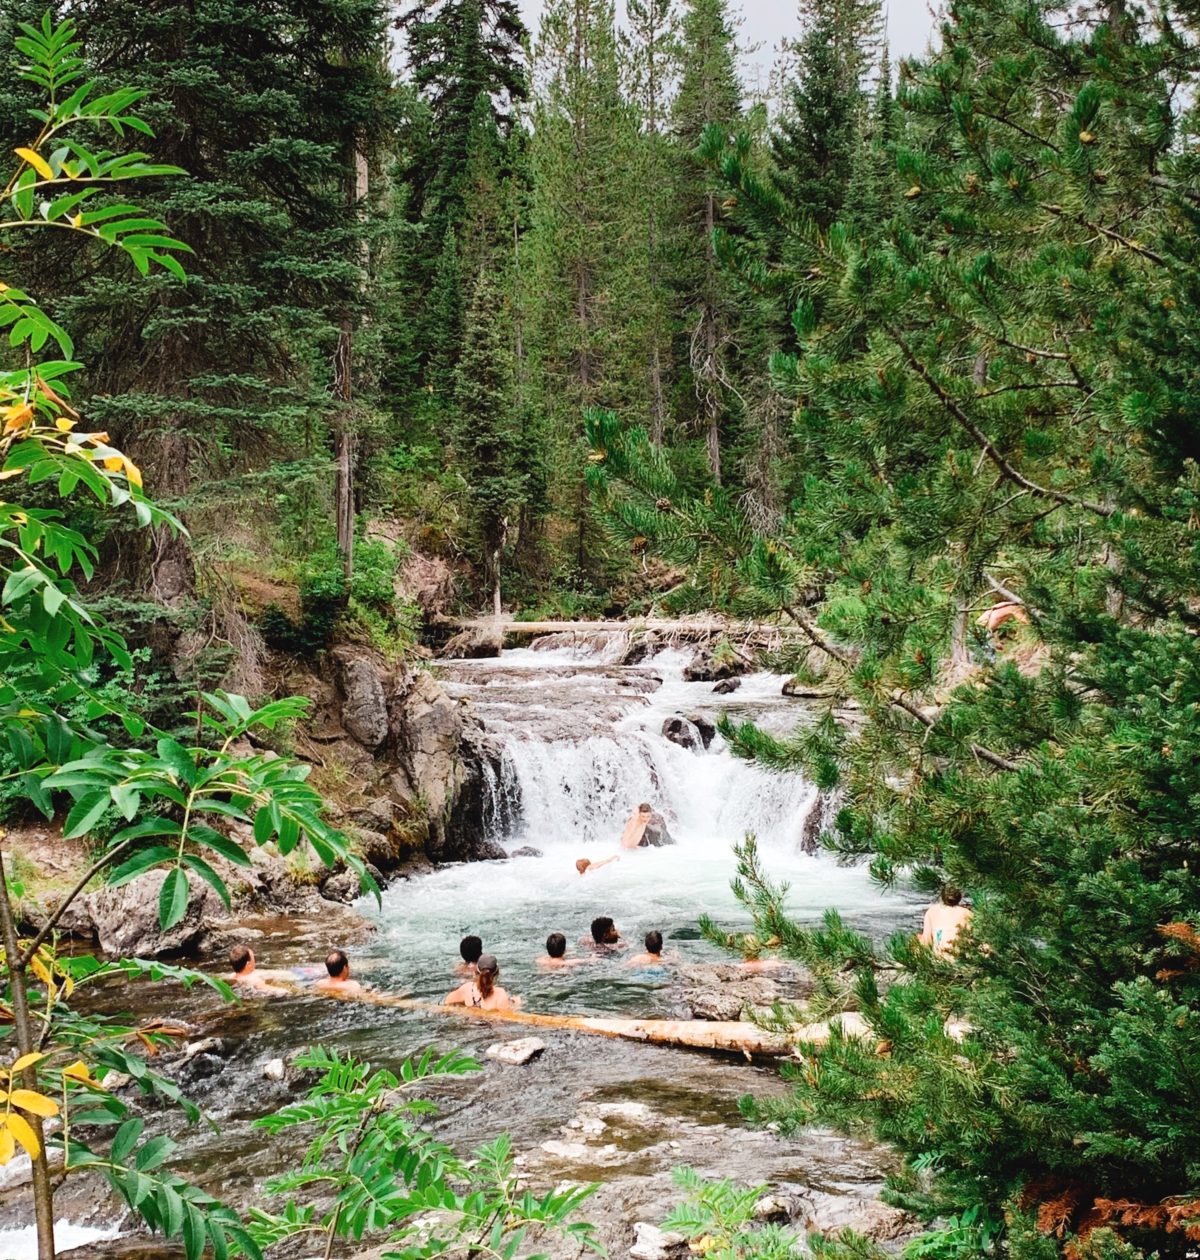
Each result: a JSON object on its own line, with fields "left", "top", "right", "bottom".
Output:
{"left": 2, "top": 1, "right": 1200, "bottom": 1260}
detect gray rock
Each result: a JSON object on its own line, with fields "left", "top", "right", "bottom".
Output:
{"left": 262, "top": 1058, "right": 286, "bottom": 1081}
{"left": 675, "top": 962, "right": 813, "bottom": 1021}
{"left": 474, "top": 837, "right": 509, "bottom": 862}
{"left": 86, "top": 869, "right": 210, "bottom": 957}
{"left": 335, "top": 651, "right": 390, "bottom": 748}
{"left": 662, "top": 716, "right": 702, "bottom": 750}
{"left": 683, "top": 649, "right": 746, "bottom": 683}
{"left": 509, "top": 846, "right": 543, "bottom": 858}
{"left": 630, "top": 1223, "right": 688, "bottom": 1260}
{"left": 712, "top": 677, "right": 741, "bottom": 695}
{"left": 641, "top": 813, "right": 675, "bottom": 848}
{"left": 320, "top": 870, "right": 364, "bottom": 904}
{"left": 686, "top": 713, "right": 717, "bottom": 749}
{"left": 782, "top": 679, "right": 839, "bottom": 699}
{"left": 795, "top": 1189, "right": 919, "bottom": 1243}
{"left": 486, "top": 1037, "right": 546, "bottom": 1065}
{"left": 753, "top": 1194, "right": 795, "bottom": 1223}
{"left": 350, "top": 797, "right": 394, "bottom": 830}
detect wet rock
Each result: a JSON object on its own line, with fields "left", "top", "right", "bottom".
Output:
{"left": 262, "top": 1058, "right": 286, "bottom": 1081}
{"left": 675, "top": 962, "right": 813, "bottom": 1021}
{"left": 320, "top": 868, "right": 373, "bottom": 904}
{"left": 486, "top": 1037, "right": 546, "bottom": 1065}
{"left": 182, "top": 1037, "right": 234, "bottom": 1061}
{"left": 25, "top": 893, "right": 96, "bottom": 942}
{"left": 682, "top": 647, "right": 747, "bottom": 683}
{"left": 630, "top": 1223, "right": 687, "bottom": 1260}
{"left": 686, "top": 714, "right": 716, "bottom": 749}
{"left": 334, "top": 649, "right": 390, "bottom": 749}
{"left": 509, "top": 846, "right": 543, "bottom": 858}
{"left": 473, "top": 837, "right": 509, "bottom": 862}
{"left": 662, "top": 716, "right": 702, "bottom": 750}
{"left": 442, "top": 625, "right": 504, "bottom": 659}
{"left": 86, "top": 868, "right": 210, "bottom": 957}
{"left": 712, "top": 677, "right": 741, "bottom": 695}
{"left": 641, "top": 812, "right": 675, "bottom": 848}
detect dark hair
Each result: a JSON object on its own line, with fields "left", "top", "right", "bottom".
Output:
{"left": 546, "top": 932, "right": 567, "bottom": 958}
{"left": 476, "top": 953, "right": 498, "bottom": 998}
{"left": 942, "top": 885, "right": 964, "bottom": 906}
{"left": 325, "top": 949, "right": 349, "bottom": 978}
{"left": 460, "top": 935, "right": 483, "bottom": 964}
{"left": 590, "top": 916, "right": 616, "bottom": 944}
{"left": 645, "top": 930, "right": 663, "bottom": 954}
{"left": 638, "top": 802, "right": 651, "bottom": 812}
{"left": 229, "top": 945, "right": 252, "bottom": 974}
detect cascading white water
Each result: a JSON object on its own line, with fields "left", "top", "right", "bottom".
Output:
{"left": 450, "top": 643, "right": 829, "bottom": 855}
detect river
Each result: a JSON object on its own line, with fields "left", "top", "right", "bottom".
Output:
{"left": 0, "top": 636, "right": 924, "bottom": 1258}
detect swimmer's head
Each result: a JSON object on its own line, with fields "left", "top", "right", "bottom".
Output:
{"left": 942, "top": 885, "right": 963, "bottom": 906}
{"left": 638, "top": 802, "right": 651, "bottom": 814}
{"left": 229, "top": 944, "right": 254, "bottom": 974}
{"left": 591, "top": 916, "right": 618, "bottom": 944}
{"left": 325, "top": 948, "right": 350, "bottom": 978}
{"left": 645, "top": 930, "right": 663, "bottom": 955}
{"left": 546, "top": 932, "right": 567, "bottom": 959}
{"left": 576, "top": 858, "right": 591, "bottom": 875}
{"left": 476, "top": 953, "right": 499, "bottom": 996}
{"left": 460, "top": 934, "right": 483, "bottom": 965}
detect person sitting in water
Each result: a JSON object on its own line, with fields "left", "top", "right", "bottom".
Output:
{"left": 580, "top": 915, "right": 626, "bottom": 954}
{"left": 626, "top": 930, "right": 672, "bottom": 967}
{"left": 919, "top": 885, "right": 973, "bottom": 957}
{"left": 226, "top": 944, "right": 292, "bottom": 996}
{"left": 576, "top": 855, "right": 619, "bottom": 876}
{"left": 736, "top": 934, "right": 786, "bottom": 972}
{"left": 314, "top": 948, "right": 364, "bottom": 997}
{"left": 444, "top": 954, "right": 520, "bottom": 1010}
{"left": 456, "top": 934, "right": 483, "bottom": 976}
{"left": 538, "top": 932, "right": 588, "bottom": 969}
{"left": 619, "top": 803, "right": 653, "bottom": 850}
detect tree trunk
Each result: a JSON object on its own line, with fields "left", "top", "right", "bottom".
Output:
{"left": 703, "top": 190, "right": 722, "bottom": 485}
{"left": 147, "top": 429, "right": 195, "bottom": 606}
{"left": 0, "top": 846, "right": 55, "bottom": 1260}
{"left": 334, "top": 133, "right": 369, "bottom": 581}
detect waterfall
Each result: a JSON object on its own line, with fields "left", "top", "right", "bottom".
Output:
{"left": 443, "top": 641, "right": 828, "bottom": 856}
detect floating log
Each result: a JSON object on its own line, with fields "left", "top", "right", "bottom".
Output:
{"left": 442, "top": 617, "right": 803, "bottom": 638}
{"left": 349, "top": 995, "right": 872, "bottom": 1059}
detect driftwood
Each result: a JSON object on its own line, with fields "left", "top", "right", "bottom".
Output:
{"left": 349, "top": 995, "right": 872, "bottom": 1059}
{"left": 444, "top": 617, "right": 802, "bottom": 639}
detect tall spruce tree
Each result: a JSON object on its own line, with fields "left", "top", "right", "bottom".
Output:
{"left": 18, "top": 0, "right": 392, "bottom": 619}
{"left": 588, "top": 0, "right": 1200, "bottom": 1253}
{"left": 672, "top": 0, "right": 743, "bottom": 484}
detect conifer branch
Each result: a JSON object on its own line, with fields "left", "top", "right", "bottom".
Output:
{"left": 888, "top": 327, "right": 1116, "bottom": 519}
{"left": 1038, "top": 203, "right": 1166, "bottom": 265}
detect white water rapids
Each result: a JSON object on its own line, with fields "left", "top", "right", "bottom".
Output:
{"left": 365, "top": 640, "right": 922, "bottom": 1013}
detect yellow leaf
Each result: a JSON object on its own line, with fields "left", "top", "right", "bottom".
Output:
{"left": 71, "top": 213, "right": 82, "bottom": 228}
{"left": 102, "top": 455, "right": 123, "bottom": 473}
{"left": 904, "top": 184, "right": 922, "bottom": 199}
{"left": 11, "top": 1052, "right": 46, "bottom": 1073}
{"left": 54, "top": 417, "right": 75, "bottom": 432}
{"left": 2, "top": 404, "right": 33, "bottom": 433}
{"left": 0, "top": 1124, "right": 13, "bottom": 1165}
{"left": 29, "top": 955, "right": 51, "bottom": 986}
{"left": 61, "top": 1060, "right": 95, "bottom": 1085}
{"left": 9, "top": 1089, "right": 58, "bottom": 1118}
{"left": 6, "top": 1111, "right": 40, "bottom": 1160}
{"left": 14, "top": 147, "right": 54, "bottom": 181}
{"left": 84, "top": 431, "right": 110, "bottom": 445}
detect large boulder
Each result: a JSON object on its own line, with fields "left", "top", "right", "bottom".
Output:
{"left": 686, "top": 713, "right": 716, "bottom": 749}
{"left": 333, "top": 648, "right": 390, "bottom": 748}
{"left": 641, "top": 812, "right": 675, "bottom": 848}
{"left": 396, "top": 551, "right": 455, "bottom": 620}
{"left": 682, "top": 645, "right": 747, "bottom": 683}
{"left": 86, "top": 869, "right": 210, "bottom": 957}
{"left": 662, "top": 716, "right": 702, "bottom": 751}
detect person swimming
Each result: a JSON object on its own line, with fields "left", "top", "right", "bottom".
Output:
{"left": 580, "top": 915, "right": 626, "bottom": 954}
{"left": 576, "top": 855, "right": 619, "bottom": 876}
{"left": 225, "top": 944, "right": 292, "bottom": 996}
{"left": 538, "top": 932, "right": 587, "bottom": 969}
{"left": 626, "top": 930, "right": 671, "bottom": 967}
{"left": 918, "top": 886, "right": 973, "bottom": 957}
{"left": 456, "top": 934, "right": 484, "bottom": 976}
{"left": 314, "top": 948, "right": 364, "bottom": 996}
{"left": 444, "top": 954, "right": 519, "bottom": 1011}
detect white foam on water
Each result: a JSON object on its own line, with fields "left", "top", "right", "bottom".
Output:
{"left": 0, "top": 1218, "right": 122, "bottom": 1260}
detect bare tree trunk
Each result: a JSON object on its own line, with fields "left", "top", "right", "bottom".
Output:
{"left": 148, "top": 428, "right": 195, "bottom": 605}
{"left": 703, "top": 190, "right": 722, "bottom": 485}
{"left": 0, "top": 845, "right": 55, "bottom": 1260}
{"left": 334, "top": 137, "right": 369, "bottom": 581}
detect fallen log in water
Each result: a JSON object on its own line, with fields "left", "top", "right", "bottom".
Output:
{"left": 354, "top": 995, "right": 873, "bottom": 1058}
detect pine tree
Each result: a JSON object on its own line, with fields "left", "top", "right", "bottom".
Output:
{"left": 672, "top": 0, "right": 743, "bottom": 484}
{"left": 527, "top": 0, "right": 641, "bottom": 581}
{"left": 17, "top": 0, "right": 392, "bottom": 617}
{"left": 588, "top": 0, "right": 1200, "bottom": 1253}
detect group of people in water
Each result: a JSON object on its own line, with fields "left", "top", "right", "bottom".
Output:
{"left": 441, "top": 919, "right": 673, "bottom": 1011}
